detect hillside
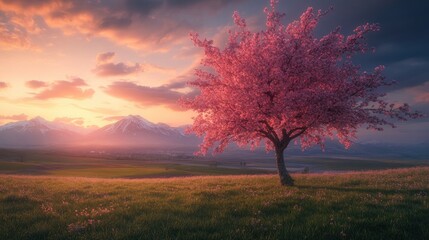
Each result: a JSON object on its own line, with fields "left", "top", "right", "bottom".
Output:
{"left": 1, "top": 167, "right": 428, "bottom": 240}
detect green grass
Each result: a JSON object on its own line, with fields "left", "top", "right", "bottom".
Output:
{"left": 0, "top": 149, "right": 274, "bottom": 177}
{"left": 0, "top": 161, "right": 38, "bottom": 171}
{"left": 1, "top": 148, "right": 428, "bottom": 179}
{"left": 48, "top": 165, "right": 271, "bottom": 178}
{"left": 0, "top": 167, "right": 428, "bottom": 240}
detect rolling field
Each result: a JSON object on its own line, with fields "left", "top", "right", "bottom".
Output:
{"left": 1, "top": 148, "right": 428, "bottom": 178}
{"left": 1, "top": 167, "right": 428, "bottom": 240}
{"left": 0, "top": 148, "right": 274, "bottom": 178}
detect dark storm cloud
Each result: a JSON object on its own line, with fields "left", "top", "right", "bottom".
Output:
{"left": 166, "top": 0, "right": 241, "bottom": 9}
{"left": 328, "top": 1, "right": 429, "bottom": 90}
{"left": 275, "top": 0, "right": 429, "bottom": 90}
{"left": 99, "top": 16, "right": 132, "bottom": 30}
{"left": 125, "top": 0, "right": 163, "bottom": 15}
{"left": 125, "top": 0, "right": 243, "bottom": 13}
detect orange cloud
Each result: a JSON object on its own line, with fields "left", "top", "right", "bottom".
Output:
{"left": 25, "top": 80, "right": 48, "bottom": 89}
{"left": 0, "top": 18, "right": 34, "bottom": 50}
{"left": 0, "top": 82, "right": 7, "bottom": 89}
{"left": 103, "top": 115, "right": 126, "bottom": 122}
{"left": 0, "top": 114, "right": 28, "bottom": 121}
{"left": 33, "top": 77, "right": 94, "bottom": 100}
{"left": 0, "top": 0, "right": 242, "bottom": 50}
{"left": 54, "top": 117, "right": 84, "bottom": 125}
{"left": 71, "top": 104, "right": 120, "bottom": 115}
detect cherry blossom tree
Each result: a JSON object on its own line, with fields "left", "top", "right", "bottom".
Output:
{"left": 183, "top": 0, "right": 421, "bottom": 186}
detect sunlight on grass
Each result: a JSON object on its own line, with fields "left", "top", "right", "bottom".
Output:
{"left": 49, "top": 167, "right": 169, "bottom": 178}
{"left": 48, "top": 165, "right": 272, "bottom": 178}
{"left": 0, "top": 167, "right": 428, "bottom": 240}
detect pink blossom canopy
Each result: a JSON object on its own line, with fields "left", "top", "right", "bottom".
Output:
{"left": 184, "top": 0, "right": 421, "bottom": 155}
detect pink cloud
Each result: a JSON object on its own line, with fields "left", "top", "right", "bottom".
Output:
{"left": 410, "top": 82, "right": 429, "bottom": 103}
{"left": 0, "top": 82, "right": 7, "bottom": 89}
{"left": 25, "top": 80, "right": 48, "bottom": 89}
{"left": 93, "top": 52, "right": 143, "bottom": 77}
{"left": 415, "top": 93, "right": 429, "bottom": 103}
{"left": 96, "top": 52, "right": 115, "bottom": 62}
{"left": 33, "top": 77, "right": 94, "bottom": 100}
{"left": 94, "top": 63, "right": 142, "bottom": 77}
{"left": 104, "top": 81, "right": 197, "bottom": 110}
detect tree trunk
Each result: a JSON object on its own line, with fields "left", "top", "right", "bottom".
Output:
{"left": 275, "top": 147, "right": 294, "bottom": 186}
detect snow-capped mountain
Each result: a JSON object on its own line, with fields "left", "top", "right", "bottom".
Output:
{"left": 0, "top": 117, "right": 83, "bottom": 147}
{"left": 86, "top": 115, "right": 199, "bottom": 147}
{"left": 0, "top": 115, "right": 427, "bottom": 159}
{"left": 0, "top": 115, "right": 199, "bottom": 148}
{"left": 98, "top": 115, "right": 183, "bottom": 136}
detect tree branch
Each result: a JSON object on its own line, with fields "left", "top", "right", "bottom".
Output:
{"left": 257, "top": 129, "right": 277, "bottom": 144}
{"left": 259, "top": 120, "right": 280, "bottom": 143}
{"left": 289, "top": 127, "right": 308, "bottom": 139}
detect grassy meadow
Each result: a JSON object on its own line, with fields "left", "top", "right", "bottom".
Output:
{"left": 1, "top": 167, "right": 428, "bottom": 240}
{"left": 0, "top": 148, "right": 274, "bottom": 178}
{"left": 1, "top": 148, "right": 428, "bottom": 179}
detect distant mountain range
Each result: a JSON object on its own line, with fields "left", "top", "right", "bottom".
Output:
{"left": 0, "top": 117, "right": 81, "bottom": 147}
{"left": 85, "top": 115, "right": 198, "bottom": 147}
{"left": 0, "top": 116, "right": 427, "bottom": 159}
{"left": 0, "top": 115, "right": 198, "bottom": 148}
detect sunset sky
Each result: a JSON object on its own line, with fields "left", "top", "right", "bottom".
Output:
{"left": 0, "top": 0, "right": 428, "bottom": 143}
